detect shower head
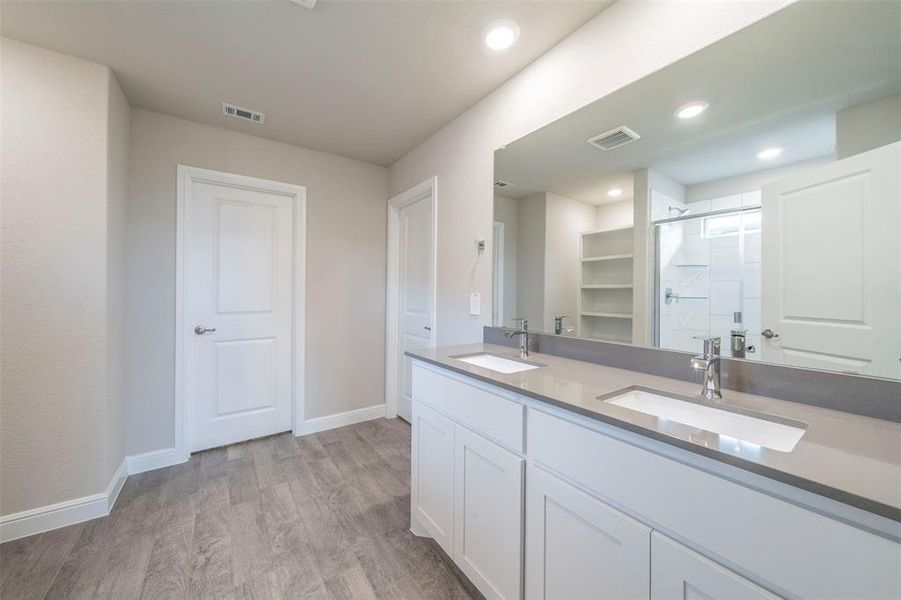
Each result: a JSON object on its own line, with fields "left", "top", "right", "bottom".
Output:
{"left": 668, "top": 206, "right": 690, "bottom": 216}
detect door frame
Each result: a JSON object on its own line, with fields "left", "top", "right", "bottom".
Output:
{"left": 384, "top": 176, "right": 438, "bottom": 419}
{"left": 492, "top": 221, "right": 504, "bottom": 327}
{"left": 175, "top": 165, "right": 307, "bottom": 461}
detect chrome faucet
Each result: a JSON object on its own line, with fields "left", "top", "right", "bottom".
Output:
{"left": 690, "top": 336, "right": 722, "bottom": 400}
{"left": 505, "top": 318, "right": 530, "bottom": 358}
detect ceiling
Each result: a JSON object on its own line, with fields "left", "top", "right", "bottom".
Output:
{"left": 0, "top": 0, "right": 609, "bottom": 166}
{"left": 495, "top": 1, "right": 901, "bottom": 204}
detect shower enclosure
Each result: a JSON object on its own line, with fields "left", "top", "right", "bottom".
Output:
{"left": 654, "top": 202, "right": 762, "bottom": 359}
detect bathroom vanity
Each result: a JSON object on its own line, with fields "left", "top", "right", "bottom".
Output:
{"left": 407, "top": 344, "right": 900, "bottom": 600}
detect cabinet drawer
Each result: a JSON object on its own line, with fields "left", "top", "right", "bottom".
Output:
{"left": 412, "top": 362, "right": 524, "bottom": 452}
{"left": 528, "top": 407, "right": 901, "bottom": 599}
{"left": 651, "top": 532, "right": 777, "bottom": 600}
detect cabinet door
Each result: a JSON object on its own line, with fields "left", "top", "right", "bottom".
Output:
{"left": 525, "top": 465, "right": 650, "bottom": 600}
{"left": 651, "top": 533, "right": 778, "bottom": 600}
{"left": 454, "top": 425, "right": 524, "bottom": 600}
{"left": 411, "top": 401, "right": 455, "bottom": 555}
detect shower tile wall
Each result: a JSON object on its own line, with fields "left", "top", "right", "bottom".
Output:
{"left": 658, "top": 191, "right": 762, "bottom": 357}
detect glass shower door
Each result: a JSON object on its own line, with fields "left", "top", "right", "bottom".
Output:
{"left": 655, "top": 208, "right": 761, "bottom": 358}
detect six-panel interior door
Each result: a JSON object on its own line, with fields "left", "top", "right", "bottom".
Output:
{"left": 188, "top": 180, "right": 295, "bottom": 452}
{"left": 760, "top": 141, "right": 900, "bottom": 378}
{"left": 397, "top": 197, "right": 434, "bottom": 422}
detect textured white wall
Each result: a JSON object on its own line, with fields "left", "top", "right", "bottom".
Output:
{"left": 835, "top": 94, "right": 901, "bottom": 160}
{"left": 0, "top": 38, "right": 124, "bottom": 515}
{"left": 125, "top": 110, "right": 389, "bottom": 456}
{"left": 544, "top": 193, "right": 596, "bottom": 333}
{"left": 493, "top": 194, "right": 519, "bottom": 325}
{"left": 388, "top": 0, "right": 793, "bottom": 346}
{"left": 105, "top": 66, "right": 129, "bottom": 483}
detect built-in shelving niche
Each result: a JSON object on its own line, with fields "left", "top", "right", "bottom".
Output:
{"left": 578, "top": 226, "right": 634, "bottom": 343}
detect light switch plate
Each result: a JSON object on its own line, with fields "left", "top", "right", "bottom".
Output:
{"left": 470, "top": 293, "right": 481, "bottom": 316}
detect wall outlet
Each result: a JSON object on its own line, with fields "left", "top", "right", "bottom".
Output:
{"left": 469, "top": 292, "right": 481, "bottom": 316}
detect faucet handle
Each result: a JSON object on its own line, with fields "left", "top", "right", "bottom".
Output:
{"left": 511, "top": 317, "right": 528, "bottom": 330}
{"left": 693, "top": 335, "right": 721, "bottom": 356}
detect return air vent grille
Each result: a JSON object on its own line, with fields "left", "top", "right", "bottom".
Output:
{"left": 587, "top": 126, "right": 640, "bottom": 151}
{"left": 222, "top": 102, "right": 265, "bottom": 124}
{"left": 494, "top": 180, "right": 512, "bottom": 189}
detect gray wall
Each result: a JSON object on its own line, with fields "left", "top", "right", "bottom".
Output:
{"left": 126, "top": 109, "right": 389, "bottom": 456}
{"left": 0, "top": 38, "right": 126, "bottom": 516}
{"left": 516, "top": 193, "right": 547, "bottom": 330}
{"left": 836, "top": 94, "right": 901, "bottom": 160}
{"left": 493, "top": 194, "right": 518, "bottom": 326}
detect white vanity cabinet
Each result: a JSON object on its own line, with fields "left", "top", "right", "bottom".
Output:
{"left": 410, "top": 401, "right": 455, "bottom": 555}
{"left": 650, "top": 533, "right": 777, "bottom": 600}
{"left": 525, "top": 464, "right": 650, "bottom": 600}
{"left": 454, "top": 426, "right": 524, "bottom": 600}
{"left": 411, "top": 364, "right": 526, "bottom": 600}
{"left": 410, "top": 361, "right": 900, "bottom": 600}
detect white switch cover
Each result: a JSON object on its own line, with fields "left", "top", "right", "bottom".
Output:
{"left": 469, "top": 293, "right": 481, "bottom": 316}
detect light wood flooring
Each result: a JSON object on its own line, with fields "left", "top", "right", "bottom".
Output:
{"left": 0, "top": 418, "right": 478, "bottom": 600}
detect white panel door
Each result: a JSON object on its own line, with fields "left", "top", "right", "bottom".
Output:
{"left": 411, "top": 400, "right": 455, "bottom": 556}
{"left": 651, "top": 533, "right": 777, "bottom": 600}
{"left": 454, "top": 425, "right": 523, "bottom": 600}
{"left": 188, "top": 180, "right": 294, "bottom": 451}
{"left": 761, "top": 141, "right": 900, "bottom": 377}
{"left": 525, "top": 465, "right": 650, "bottom": 600}
{"left": 398, "top": 197, "right": 434, "bottom": 422}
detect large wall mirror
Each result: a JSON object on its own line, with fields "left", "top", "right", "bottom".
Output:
{"left": 492, "top": 1, "right": 901, "bottom": 380}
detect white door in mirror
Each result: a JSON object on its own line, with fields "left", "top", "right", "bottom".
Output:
{"left": 761, "top": 141, "right": 900, "bottom": 378}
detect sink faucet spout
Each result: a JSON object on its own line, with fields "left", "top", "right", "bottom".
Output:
{"left": 691, "top": 336, "right": 722, "bottom": 400}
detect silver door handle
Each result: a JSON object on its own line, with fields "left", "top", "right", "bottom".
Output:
{"left": 194, "top": 326, "right": 216, "bottom": 335}
{"left": 424, "top": 326, "right": 431, "bottom": 331}
{"left": 761, "top": 328, "right": 779, "bottom": 339}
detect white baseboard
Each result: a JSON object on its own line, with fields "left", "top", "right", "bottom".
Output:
{"left": 295, "top": 403, "right": 386, "bottom": 436}
{"left": 106, "top": 459, "right": 128, "bottom": 512}
{"left": 125, "top": 447, "right": 182, "bottom": 475}
{"left": 0, "top": 457, "right": 127, "bottom": 544}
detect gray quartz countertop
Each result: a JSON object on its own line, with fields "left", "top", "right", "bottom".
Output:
{"left": 407, "top": 343, "right": 901, "bottom": 525}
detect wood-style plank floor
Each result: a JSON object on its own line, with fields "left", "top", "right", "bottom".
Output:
{"left": 1, "top": 419, "right": 477, "bottom": 600}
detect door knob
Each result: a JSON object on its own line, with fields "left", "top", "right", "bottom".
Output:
{"left": 761, "top": 328, "right": 779, "bottom": 339}
{"left": 194, "top": 326, "right": 216, "bottom": 335}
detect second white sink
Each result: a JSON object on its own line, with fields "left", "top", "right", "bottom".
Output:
{"left": 453, "top": 353, "right": 542, "bottom": 374}
{"left": 604, "top": 388, "right": 807, "bottom": 452}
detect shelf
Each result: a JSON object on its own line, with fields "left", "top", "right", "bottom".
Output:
{"left": 581, "top": 225, "right": 634, "bottom": 236}
{"left": 581, "top": 311, "right": 633, "bottom": 319}
{"left": 582, "top": 284, "right": 633, "bottom": 290}
{"left": 582, "top": 253, "right": 634, "bottom": 263}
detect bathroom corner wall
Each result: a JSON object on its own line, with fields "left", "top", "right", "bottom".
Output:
{"left": 0, "top": 38, "right": 126, "bottom": 517}
{"left": 388, "top": 0, "right": 794, "bottom": 347}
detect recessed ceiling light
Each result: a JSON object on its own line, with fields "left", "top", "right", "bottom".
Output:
{"left": 757, "top": 147, "right": 783, "bottom": 160}
{"left": 675, "top": 101, "right": 709, "bottom": 119}
{"left": 483, "top": 19, "right": 520, "bottom": 51}
{"left": 608, "top": 188, "right": 623, "bottom": 197}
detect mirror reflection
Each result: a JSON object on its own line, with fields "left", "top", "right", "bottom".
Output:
{"left": 492, "top": 1, "right": 901, "bottom": 379}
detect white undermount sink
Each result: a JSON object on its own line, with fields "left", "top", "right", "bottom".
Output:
{"left": 604, "top": 388, "right": 807, "bottom": 452}
{"left": 452, "top": 353, "right": 542, "bottom": 374}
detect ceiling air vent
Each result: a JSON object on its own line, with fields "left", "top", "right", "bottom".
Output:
{"left": 587, "top": 126, "right": 640, "bottom": 151}
{"left": 494, "top": 180, "right": 513, "bottom": 189}
{"left": 222, "top": 102, "right": 265, "bottom": 124}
